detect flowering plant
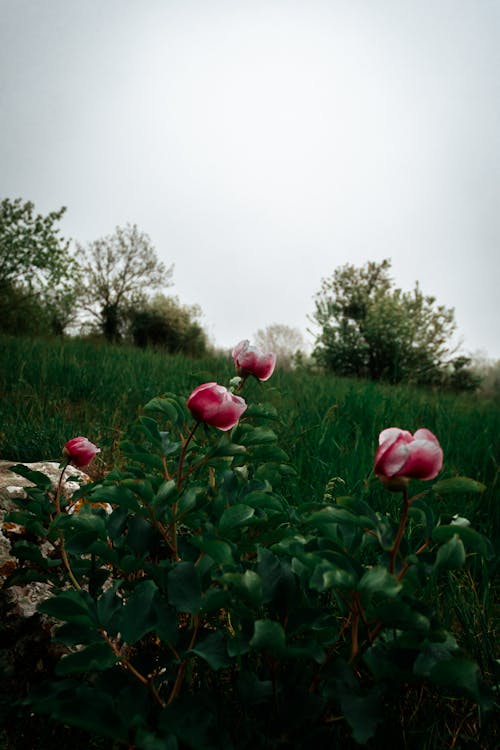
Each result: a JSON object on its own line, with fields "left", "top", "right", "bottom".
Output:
{"left": 1, "top": 344, "right": 495, "bottom": 748}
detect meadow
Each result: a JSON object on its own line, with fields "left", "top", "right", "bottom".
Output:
{"left": 0, "top": 334, "right": 499, "bottom": 747}
{"left": 1, "top": 334, "right": 498, "bottom": 540}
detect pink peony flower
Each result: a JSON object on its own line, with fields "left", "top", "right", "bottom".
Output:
{"left": 63, "top": 436, "right": 100, "bottom": 467}
{"left": 187, "top": 382, "right": 247, "bottom": 431}
{"left": 374, "top": 428, "right": 443, "bottom": 488}
{"left": 232, "top": 340, "right": 276, "bottom": 382}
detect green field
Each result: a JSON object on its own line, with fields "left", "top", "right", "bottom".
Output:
{"left": 1, "top": 334, "right": 499, "bottom": 540}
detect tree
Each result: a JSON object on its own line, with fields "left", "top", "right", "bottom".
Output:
{"left": 0, "top": 198, "right": 78, "bottom": 333}
{"left": 77, "top": 224, "right": 173, "bottom": 342}
{"left": 312, "top": 259, "right": 460, "bottom": 385}
{"left": 254, "top": 323, "right": 306, "bottom": 370}
{"left": 128, "top": 294, "right": 208, "bottom": 356}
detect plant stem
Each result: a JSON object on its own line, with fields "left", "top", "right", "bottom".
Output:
{"left": 99, "top": 629, "right": 166, "bottom": 708}
{"left": 167, "top": 614, "right": 200, "bottom": 705}
{"left": 54, "top": 463, "right": 81, "bottom": 589}
{"left": 389, "top": 486, "right": 409, "bottom": 574}
{"left": 177, "top": 421, "right": 199, "bottom": 492}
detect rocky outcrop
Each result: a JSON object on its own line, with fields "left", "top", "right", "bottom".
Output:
{"left": 0, "top": 460, "right": 91, "bottom": 615}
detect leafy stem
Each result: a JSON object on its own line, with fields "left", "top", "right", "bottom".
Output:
{"left": 54, "top": 463, "right": 81, "bottom": 590}
{"left": 389, "top": 486, "right": 409, "bottom": 574}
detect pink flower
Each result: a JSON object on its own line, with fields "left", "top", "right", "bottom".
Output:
{"left": 63, "top": 436, "right": 100, "bottom": 467}
{"left": 187, "top": 382, "right": 247, "bottom": 431}
{"left": 232, "top": 340, "right": 276, "bottom": 381}
{"left": 374, "top": 428, "right": 443, "bottom": 487}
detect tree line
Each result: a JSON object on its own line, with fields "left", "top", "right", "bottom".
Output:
{"left": 0, "top": 198, "right": 207, "bottom": 355}
{"left": 0, "top": 197, "right": 485, "bottom": 390}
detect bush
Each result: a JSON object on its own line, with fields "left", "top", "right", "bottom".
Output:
{"left": 128, "top": 294, "right": 208, "bottom": 356}
{"left": 1, "top": 354, "right": 497, "bottom": 749}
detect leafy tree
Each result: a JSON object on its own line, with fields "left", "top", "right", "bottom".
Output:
{"left": 77, "top": 224, "right": 173, "bottom": 342}
{"left": 254, "top": 323, "right": 306, "bottom": 370}
{"left": 128, "top": 294, "right": 208, "bottom": 356}
{"left": 0, "top": 198, "right": 78, "bottom": 334}
{"left": 313, "top": 259, "right": 461, "bottom": 385}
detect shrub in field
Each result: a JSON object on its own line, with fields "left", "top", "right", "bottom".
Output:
{"left": 1, "top": 343, "right": 496, "bottom": 748}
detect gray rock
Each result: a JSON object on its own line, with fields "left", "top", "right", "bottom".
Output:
{"left": 0, "top": 460, "right": 92, "bottom": 616}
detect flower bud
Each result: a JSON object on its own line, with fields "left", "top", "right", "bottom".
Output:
{"left": 187, "top": 382, "right": 247, "bottom": 431}
{"left": 232, "top": 340, "right": 276, "bottom": 382}
{"left": 63, "top": 436, "right": 100, "bottom": 467}
{"left": 374, "top": 427, "right": 443, "bottom": 484}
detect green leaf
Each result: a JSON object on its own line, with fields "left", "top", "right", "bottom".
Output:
{"left": 433, "top": 476, "right": 486, "bottom": 495}
{"left": 138, "top": 415, "right": 162, "bottom": 445}
{"left": 53, "top": 622, "right": 100, "bottom": 646}
{"left": 221, "top": 570, "right": 264, "bottom": 606}
{"left": 55, "top": 642, "right": 117, "bottom": 675}
{"left": 244, "top": 402, "right": 279, "bottom": 420}
{"left": 90, "top": 484, "right": 141, "bottom": 512}
{"left": 136, "top": 728, "right": 178, "bottom": 750}
{"left": 434, "top": 534, "right": 466, "bottom": 571}
{"left": 310, "top": 561, "right": 358, "bottom": 591}
{"left": 210, "top": 433, "right": 247, "bottom": 457}
{"left": 120, "top": 580, "right": 159, "bottom": 644}
{"left": 9, "top": 463, "right": 52, "bottom": 490}
{"left": 238, "top": 426, "right": 278, "bottom": 446}
{"left": 339, "top": 687, "right": 384, "bottom": 744}
{"left": 38, "top": 590, "right": 97, "bottom": 626}
{"left": 371, "top": 600, "right": 430, "bottom": 632}
{"left": 219, "top": 504, "right": 255, "bottom": 532}
{"left": 413, "top": 633, "right": 459, "bottom": 677}
{"left": 306, "top": 506, "right": 374, "bottom": 530}
{"left": 152, "top": 593, "right": 178, "bottom": 645}
{"left": 432, "top": 525, "right": 494, "bottom": 559}
{"left": 190, "top": 631, "right": 230, "bottom": 670}
{"left": 11, "top": 540, "right": 49, "bottom": 567}
{"left": 143, "top": 396, "right": 182, "bottom": 424}
{"left": 429, "top": 656, "right": 482, "bottom": 701}
{"left": 250, "top": 619, "right": 286, "bottom": 655}
{"left": 168, "top": 561, "right": 201, "bottom": 613}
{"left": 357, "top": 566, "right": 402, "bottom": 600}
{"left": 243, "top": 490, "right": 285, "bottom": 512}
{"left": 191, "top": 537, "right": 234, "bottom": 565}
{"left": 29, "top": 681, "right": 128, "bottom": 740}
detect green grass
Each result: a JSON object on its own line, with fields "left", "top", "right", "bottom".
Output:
{"left": 1, "top": 333, "right": 499, "bottom": 540}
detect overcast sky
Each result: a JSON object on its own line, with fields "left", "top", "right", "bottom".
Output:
{"left": 1, "top": 0, "right": 499, "bottom": 358}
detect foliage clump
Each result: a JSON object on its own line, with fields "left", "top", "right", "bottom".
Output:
{"left": 312, "top": 259, "right": 479, "bottom": 390}
{"left": 1, "top": 350, "right": 496, "bottom": 749}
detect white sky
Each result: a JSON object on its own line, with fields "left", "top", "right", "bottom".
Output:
{"left": 1, "top": 0, "right": 499, "bottom": 357}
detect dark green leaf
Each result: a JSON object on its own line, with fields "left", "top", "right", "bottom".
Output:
{"left": 357, "top": 566, "right": 402, "bottom": 599}
{"left": 434, "top": 534, "right": 466, "bottom": 570}
{"left": 238, "top": 426, "right": 278, "bottom": 446}
{"left": 191, "top": 537, "right": 234, "bottom": 565}
{"left": 55, "top": 641, "right": 117, "bottom": 675}
{"left": 219, "top": 504, "right": 255, "bottom": 532}
{"left": 190, "top": 631, "right": 230, "bottom": 670}
{"left": 432, "top": 525, "right": 494, "bottom": 559}
{"left": 250, "top": 619, "right": 286, "bottom": 655}
{"left": 168, "top": 561, "right": 201, "bottom": 613}
{"left": 90, "top": 484, "right": 141, "bottom": 512}
{"left": 429, "top": 656, "right": 482, "bottom": 701}
{"left": 339, "top": 687, "right": 384, "bottom": 744}
{"left": 38, "top": 590, "right": 97, "bottom": 626}
{"left": 433, "top": 476, "right": 486, "bottom": 495}
{"left": 120, "top": 580, "right": 159, "bottom": 644}
{"left": 9, "top": 463, "right": 52, "bottom": 490}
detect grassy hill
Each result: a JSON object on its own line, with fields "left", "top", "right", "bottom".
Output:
{"left": 1, "top": 334, "right": 498, "bottom": 540}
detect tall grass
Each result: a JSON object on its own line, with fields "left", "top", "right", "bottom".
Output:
{"left": 1, "top": 334, "right": 498, "bottom": 539}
